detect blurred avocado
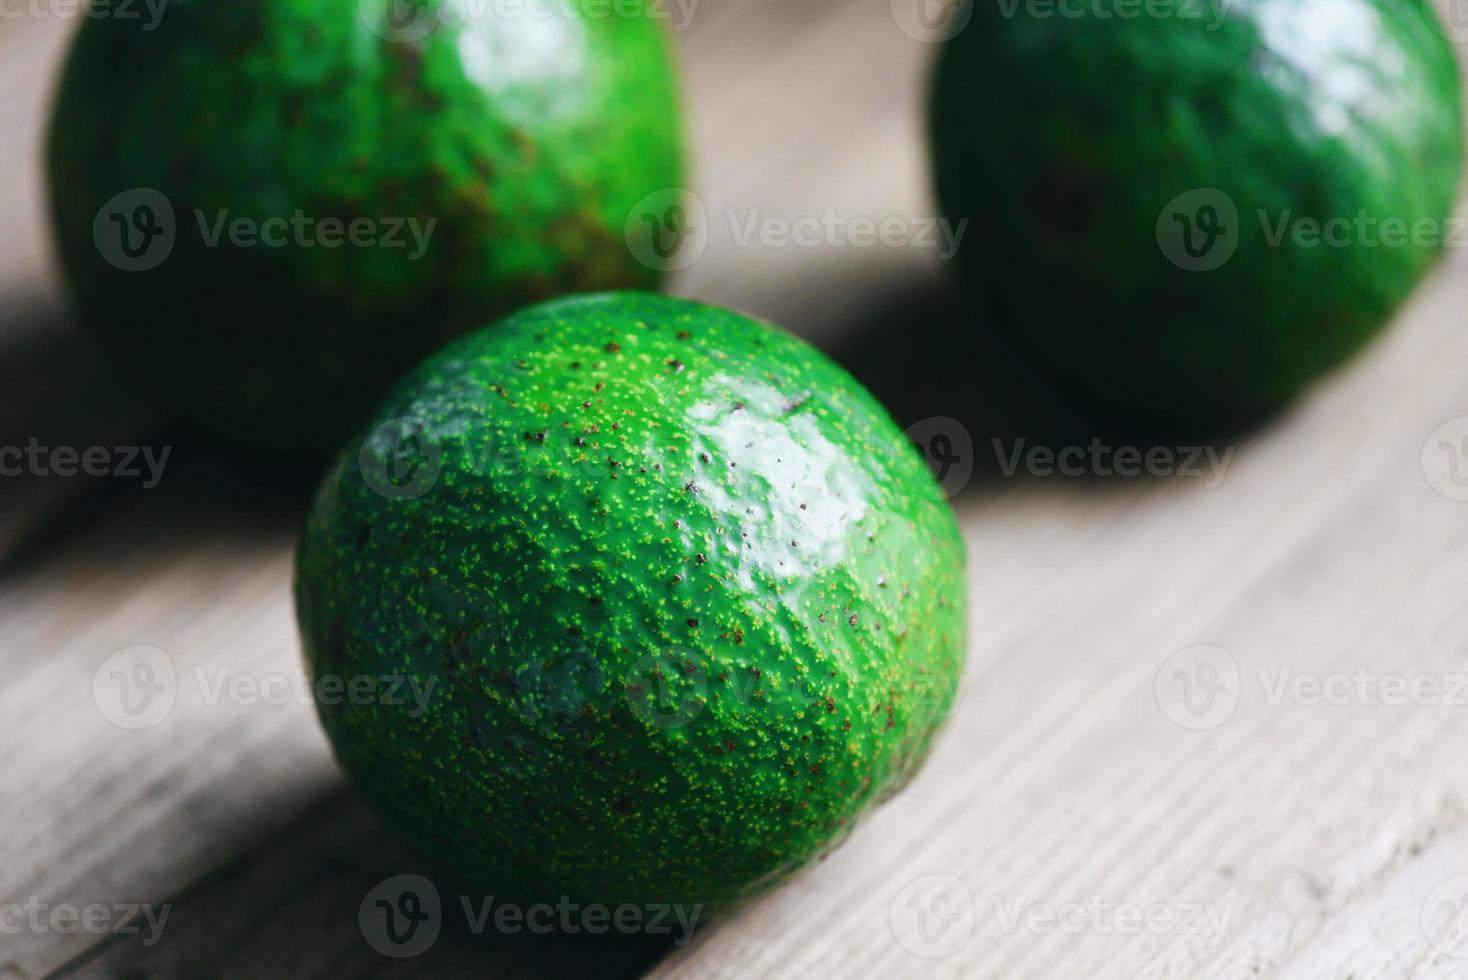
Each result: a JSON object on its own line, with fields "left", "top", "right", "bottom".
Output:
{"left": 48, "top": 0, "right": 684, "bottom": 452}
{"left": 930, "top": 0, "right": 1463, "bottom": 425}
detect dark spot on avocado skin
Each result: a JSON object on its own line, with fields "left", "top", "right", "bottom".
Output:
{"left": 295, "top": 292, "right": 966, "bottom": 914}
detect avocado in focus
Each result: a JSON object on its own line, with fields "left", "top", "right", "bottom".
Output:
{"left": 48, "top": 0, "right": 684, "bottom": 452}
{"left": 295, "top": 292, "right": 967, "bottom": 911}
{"left": 930, "top": 0, "right": 1463, "bottom": 424}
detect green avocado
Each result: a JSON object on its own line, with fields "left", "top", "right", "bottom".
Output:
{"left": 930, "top": 0, "right": 1463, "bottom": 423}
{"left": 47, "top": 0, "right": 683, "bottom": 452}
{"left": 295, "top": 292, "right": 967, "bottom": 911}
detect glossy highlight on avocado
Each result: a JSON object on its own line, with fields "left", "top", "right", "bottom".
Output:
{"left": 295, "top": 292, "right": 967, "bottom": 911}
{"left": 47, "top": 0, "right": 683, "bottom": 451}
{"left": 930, "top": 0, "right": 1463, "bottom": 423}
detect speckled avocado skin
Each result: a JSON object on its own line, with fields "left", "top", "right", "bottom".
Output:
{"left": 295, "top": 292, "right": 967, "bottom": 910}
{"left": 931, "top": 0, "right": 1463, "bottom": 422}
{"left": 47, "top": 0, "right": 683, "bottom": 452}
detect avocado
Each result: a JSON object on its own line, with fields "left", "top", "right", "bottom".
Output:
{"left": 294, "top": 292, "right": 967, "bottom": 911}
{"left": 47, "top": 0, "right": 683, "bottom": 452}
{"left": 930, "top": 0, "right": 1463, "bottom": 424}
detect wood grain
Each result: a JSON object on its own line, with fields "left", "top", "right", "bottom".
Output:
{"left": 7, "top": 1, "right": 1468, "bottom": 978}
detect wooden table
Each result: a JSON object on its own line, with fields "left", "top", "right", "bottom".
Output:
{"left": 7, "top": 2, "right": 1468, "bottom": 977}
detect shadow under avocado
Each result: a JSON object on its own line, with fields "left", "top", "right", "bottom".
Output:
{"left": 826, "top": 273, "right": 1274, "bottom": 493}
{"left": 83, "top": 781, "right": 683, "bottom": 979}
{"left": 0, "top": 296, "right": 325, "bottom": 580}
